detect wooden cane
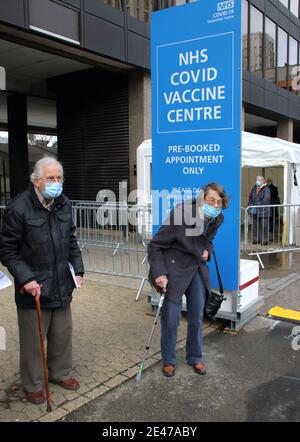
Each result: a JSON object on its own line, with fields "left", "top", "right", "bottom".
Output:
{"left": 35, "top": 297, "right": 52, "bottom": 412}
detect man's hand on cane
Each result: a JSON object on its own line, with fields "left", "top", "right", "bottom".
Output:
{"left": 22, "top": 280, "right": 42, "bottom": 301}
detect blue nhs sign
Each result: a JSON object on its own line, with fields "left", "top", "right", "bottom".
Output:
{"left": 151, "top": 0, "right": 242, "bottom": 292}
{"left": 156, "top": 32, "right": 234, "bottom": 133}
{"left": 217, "top": 1, "right": 235, "bottom": 11}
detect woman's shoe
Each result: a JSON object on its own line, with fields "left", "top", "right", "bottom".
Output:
{"left": 190, "top": 362, "right": 207, "bottom": 375}
{"left": 162, "top": 365, "right": 176, "bottom": 377}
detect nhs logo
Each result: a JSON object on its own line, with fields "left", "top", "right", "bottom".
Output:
{"left": 217, "top": 1, "right": 234, "bottom": 11}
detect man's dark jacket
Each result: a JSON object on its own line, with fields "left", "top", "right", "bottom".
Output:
{"left": 269, "top": 183, "right": 280, "bottom": 204}
{"left": 147, "top": 198, "right": 223, "bottom": 304}
{"left": 248, "top": 184, "right": 271, "bottom": 217}
{"left": 0, "top": 183, "right": 84, "bottom": 309}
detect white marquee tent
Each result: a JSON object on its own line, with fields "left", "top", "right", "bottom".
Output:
{"left": 242, "top": 131, "right": 300, "bottom": 168}
{"left": 241, "top": 131, "right": 300, "bottom": 206}
{"left": 137, "top": 131, "right": 300, "bottom": 207}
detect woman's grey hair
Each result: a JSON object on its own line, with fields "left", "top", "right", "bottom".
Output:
{"left": 30, "top": 156, "right": 63, "bottom": 183}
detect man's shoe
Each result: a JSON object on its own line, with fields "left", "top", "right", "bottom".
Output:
{"left": 25, "top": 390, "right": 45, "bottom": 405}
{"left": 162, "top": 365, "right": 175, "bottom": 378}
{"left": 190, "top": 362, "right": 207, "bottom": 375}
{"left": 50, "top": 378, "right": 80, "bottom": 390}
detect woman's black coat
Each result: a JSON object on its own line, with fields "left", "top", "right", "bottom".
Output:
{"left": 147, "top": 199, "right": 224, "bottom": 304}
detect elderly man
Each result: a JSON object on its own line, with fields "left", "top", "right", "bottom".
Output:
{"left": 0, "top": 157, "right": 84, "bottom": 405}
{"left": 248, "top": 175, "right": 271, "bottom": 245}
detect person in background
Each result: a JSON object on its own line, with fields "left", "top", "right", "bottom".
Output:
{"left": 266, "top": 178, "right": 280, "bottom": 234}
{"left": 0, "top": 157, "right": 84, "bottom": 405}
{"left": 148, "top": 183, "right": 228, "bottom": 378}
{"left": 266, "top": 178, "right": 280, "bottom": 205}
{"left": 248, "top": 175, "right": 271, "bottom": 245}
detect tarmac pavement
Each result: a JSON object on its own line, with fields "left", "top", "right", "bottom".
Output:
{"left": 61, "top": 252, "right": 300, "bottom": 422}
{"left": 0, "top": 265, "right": 217, "bottom": 422}
{"left": 62, "top": 315, "right": 300, "bottom": 422}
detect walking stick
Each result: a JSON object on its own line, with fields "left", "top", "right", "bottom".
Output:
{"left": 135, "top": 288, "right": 166, "bottom": 383}
{"left": 35, "top": 297, "right": 52, "bottom": 412}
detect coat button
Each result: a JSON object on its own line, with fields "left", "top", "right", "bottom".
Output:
{"left": 171, "top": 260, "right": 175, "bottom": 264}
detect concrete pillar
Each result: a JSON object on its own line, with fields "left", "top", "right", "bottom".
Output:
{"left": 277, "top": 118, "right": 294, "bottom": 142}
{"left": 277, "top": 119, "right": 294, "bottom": 206}
{"left": 128, "top": 71, "right": 151, "bottom": 193}
{"left": 7, "top": 94, "right": 29, "bottom": 197}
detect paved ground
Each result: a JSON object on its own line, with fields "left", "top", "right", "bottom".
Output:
{"left": 62, "top": 315, "right": 300, "bottom": 422}
{"left": 1, "top": 250, "right": 300, "bottom": 422}
{"left": 62, "top": 251, "right": 300, "bottom": 422}
{"left": 0, "top": 266, "right": 218, "bottom": 422}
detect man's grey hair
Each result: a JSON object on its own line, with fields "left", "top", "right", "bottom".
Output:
{"left": 30, "top": 156, "right": 63, "bottom": 183}
{"left": 256, "top": 175, "right": 264, "bottom": 181}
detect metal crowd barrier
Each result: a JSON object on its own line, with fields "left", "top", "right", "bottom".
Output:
{"left": 2, "top": 199, "right": 300, "bottom": 290}
{"left": 71, "top": 201, "right": 129, "bottom": 255}
{"left": 0, "top": 201, "right": 152, "bottom": 299}
{"left": 243, "top": 203, "right": 300, "bottom": 268}
{"left": 71, "top": 201, "right": 152, "bottom": 300}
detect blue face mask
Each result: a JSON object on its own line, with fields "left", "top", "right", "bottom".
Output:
{"left": 203, "top": 203, "right": 222, "bottom": 219}
{"left": 256, "top": 181, "right": 262, "bottom": 187}
{"left": 42, "top": 182, "right": 63, "bottom": 199}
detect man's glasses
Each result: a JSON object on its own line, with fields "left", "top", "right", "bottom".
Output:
{"left": 40, "top": 176, "right": 63, "bottom": 183}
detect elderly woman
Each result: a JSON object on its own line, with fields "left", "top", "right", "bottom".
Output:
{"left": 148, "top": 182, "right": 228, "bottom": 378}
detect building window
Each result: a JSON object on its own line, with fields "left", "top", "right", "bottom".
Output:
{"left": 250, "top": 5, "right": 263, "bottom": 77}
{"left": 279, "top": 0, "right": 289, "bottom": 8}
{"left": 126, "top": 0, "right": 160, "bottom": 23}
{"left": 264, "top": 17, "right": 276, "bottom": 83}
{"left": 29, "top": 0, "right": 80, "bottom": 44}
{"left": 289, "top": 36, "right": 298, "bottom": 94}
{"left": 277, "top": 27, "right": 288, "bottom": 90}
{"left": 290, "top": 0, "right": 299, "bottom": 17}
{"left": 159, "top": 0, "right": 176, "bottom": 7}
{"left": 242, "top": 0, "right": 248, "bottom": 70}
{"left": 102, "top": 0, "right": 124, "bottom": 11}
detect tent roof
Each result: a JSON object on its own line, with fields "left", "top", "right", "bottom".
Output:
{"left": 242, "top": 131, "right": 300, "bottom": 167}
{"left": 140, "top": 132, "right": 300, "bottom": 167}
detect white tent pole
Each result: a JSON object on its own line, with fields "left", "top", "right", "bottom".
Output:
{"left": 283, "top": 161, "right": 290, "bottom": 206}
{"left": 282, "top": 161, "right": 288, "bottom": 247}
